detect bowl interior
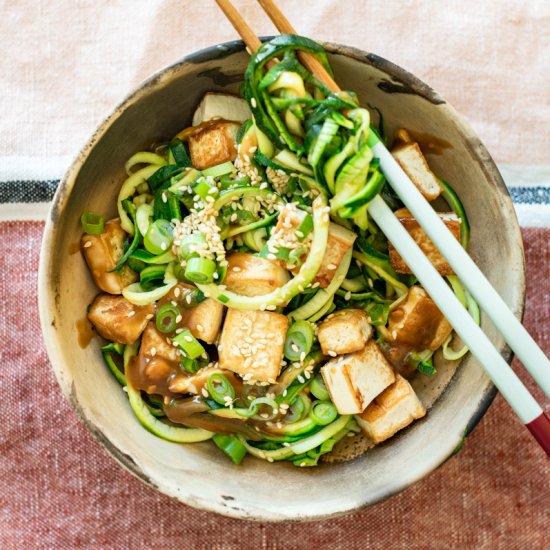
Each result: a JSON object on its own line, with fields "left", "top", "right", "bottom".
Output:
{"left": 39, "top": 41, "right": 524, "bottom": 521}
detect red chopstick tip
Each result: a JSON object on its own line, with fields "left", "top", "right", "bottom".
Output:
{"left": 526, "top": 412, "right": 550, "bottom": 457}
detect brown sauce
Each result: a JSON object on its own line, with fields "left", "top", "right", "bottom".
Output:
{"left": 407, "top": 130, "right": 453, "bottom": 156}
{"left": 76, "top": 316, "right": 95, "bottom": 348}
{"left": 68, "top": 241, "right": 81, "bottom": 255}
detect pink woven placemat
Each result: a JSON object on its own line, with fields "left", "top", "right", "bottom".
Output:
{"left": 0, "top": 222, "right": 548, "bottom": 549}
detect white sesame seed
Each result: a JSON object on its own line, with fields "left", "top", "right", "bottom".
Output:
{"left": 297, "top": 375, "right": 305, "bottom": 383}
{"left": 251, "top": 97, "right": 257, "bottom": 108}
{"left": 326, "top": 263, "right": 337, "bottom": 270}
{"left": 232, "top": 266, "right": 241, "bottom": 272}
{"left": 127, "top": 310, "right": 136, "bottom": 318}
{"left": 197, "top": 324, "right": 204, "bottom": 332}
{"left": 344, "top": 291, "right": 352, "bottom": 301}
{"left": 150, "top": 347, "right": 157, "bottom": 357}
{"left": 327, "top": 350, "right": 337, "bottom": 357}
{"left": 175, "top": 315, "right": 182, "bottom": 323}
{"left": 201, "top": 388, "right": 209, "bottom": 398}
{"left": 83, "top": 241, "right": 92, "bottom": 248}
{"left": 146, "top": 313, "right": 154, "bottom": 320}
{"left": 162, "top": 192, "right": 168, "bottom": 203}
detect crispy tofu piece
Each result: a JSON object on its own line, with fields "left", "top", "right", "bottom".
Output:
{"left": 87, "top": 293, "right": 153, "bottom": 345}
{"left": 392, "top": 142, "right": 442, "bottom": 200}
{"left": 223, "top": 253, "right": 290, "bottom": 297}
{"left": 140, "top": 322, "right": 180, "bottom": 364}
{"left": 356, "top": 374, "right": 426, "bottom": 443}
{"left": 267, "top": 204, "right": 356, "bottom": 288}
{"left": 388, "top": 208, "right": 461, "bottom": 275}
{"left": 318, "top": 309, "right": 372, "bottom": 355}
{"left": 81, "top": 218, "right": 138, "bottom": 294}
{"left": 321, "top": 341, "right": 395, "bottom": 415}
{"left": 187, "top": 121, "right": 240, "bottom": 170}
{"left": 387, "top": 285, "right": 452, "bottom": 351}
{"left": 166, "top": 284, "right": 225, "bottom": 344}
{"left": 168, "top": 366, "right": 241, "bottom": 395}
{"left": 192, "top": 92, "right": 251, "bottom": 126}
{"left": 218, "top": 309, "right": 288, "bottom": 383}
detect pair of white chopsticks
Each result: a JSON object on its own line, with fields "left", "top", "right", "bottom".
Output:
{"left": 216, "top": 0, "right": 550, "bottom": 455}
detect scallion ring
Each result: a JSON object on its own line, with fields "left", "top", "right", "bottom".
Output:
{"left": 184, "top": 257, "right": 217, "bottom": 284}
{"left": 144, "top": 219, "right": 174, "bottom": 255}
{"left": 284, "top": 320, "right": 315, "bottom": 361}
{"left": 309, "top": 401, "right": 337, "bottom": 426}
{"left": 155, "top": 303, "right": 180, "bottom": 334}
{"left": 310, "top": 374, "right": 330, "bottom": 401}
{"left": 284, "top": 392, "right": 311, "bottom": 423}
{"left": 206, "top": 373, "right": 236, "bottom": 406}
{"left": 80, "top": 211, "right": 105, "bottom": 235}
{"left": 178, "top": 233, "right": 207, "bottom": 259}
{"left": 172, "top": 329, "right": 205, "bottom": 359}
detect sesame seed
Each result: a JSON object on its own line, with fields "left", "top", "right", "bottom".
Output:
{"left": 267, "top": 457, "right": 274, "bottom": 463}
{"left": 174, "top": 287, "right": 181, "bottom": 298}
{"left": 344, "top": 291, "right": 352, "bottom": 301}
{"left": 327, "top": 350, "right": 337, "bottom": 357}
{"left": 83, "top": 241, "right": 92, "bottom": 248}
{"left": 197, "top": 324, "right": 204, "bottom": 332}
{"left": 146, "top": 314, "right": 154, "bottom": 320}
{"left": 127, "top": 310, "right": 136, "bottom": 318}
{"left": 175, "top": 315, "right": 182, "bottom": 323}
{"left": 297, "top": 375, "right": 305, "bottom": 383}
{"left": 232, "top": 266, "right": 241, "bottom": 272}
{"left": 251, "top": 97, "right": 257, "bottom": 107}
{"left": 150, "top": 347, "right": 157, "bottom": 357}
{"left": 184, "top": 335, "right": 193, "bottom": 342}
{"left": 326, "top": 263, "right": 337, "bottom": 270}
{"left": 162, "top": 192, "right": 168, "bottom": 203}
{"left": 161, "top": 242, "right": 167, "bottom": 251}
{"left": 266, "top": 305, "right": 277, "bottom": 311}
{"left": 201, "top": 388, "right": 209, "bottom": 398}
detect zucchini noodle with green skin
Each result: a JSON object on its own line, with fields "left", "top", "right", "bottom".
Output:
{"left": 80, "top": 35, "right": 479, "bottom": 467}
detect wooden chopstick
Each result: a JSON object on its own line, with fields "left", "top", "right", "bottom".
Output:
{"left": 214, "top": 0, "right": 550, "bottom": 455}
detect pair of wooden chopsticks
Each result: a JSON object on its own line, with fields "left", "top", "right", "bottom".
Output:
{"left": 215, "top": 0, "right": 550, "bottom": 455}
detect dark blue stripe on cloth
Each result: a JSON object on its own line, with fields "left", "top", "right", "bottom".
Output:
{"left": 0, "top": 180, "right": 548, "bottom": 205}
{"left": 508, "top": 186, "right": 550, "bottom": 205}
{"left": 0, "top": 180, "right": 60, "bottom": 203}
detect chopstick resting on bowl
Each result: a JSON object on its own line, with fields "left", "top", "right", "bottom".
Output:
{"left": 214, "top": 0, "right": 550, "bottom": 456}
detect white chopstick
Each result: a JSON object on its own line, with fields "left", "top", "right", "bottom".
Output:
{"left": 370, "top": 140, "right": 550, "bottom": 400}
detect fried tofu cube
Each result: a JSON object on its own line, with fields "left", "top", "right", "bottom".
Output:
{"left": 388, "top": 208, "right": 461, "bottom": 275}
{"left": 192, "top": 92, "right": 251, "bottom": 126}
{"left": 387, "top": 285, "right": 453, "bottom": 351}
{"left": 223, "top": 253, "right": 290, "bottom": 297}
{"left": 356, "top": 374, "right": 426, "bottom": 443}
{"left": 318, "top": 309, "right": 372, "bottom": 355}
{"left": 392, "top": 141, "right": 442, "bottom": 200}
{"left": 218, "top": 309, "right": 288, "bottom": 383}
{"left": 321, "top": 341, "right": 395, "bottom": 415}
{"left": 187, "top": 121, "right": 240, "bottom": 170}
{"left": 267, "top": 204, "right": 356, "bottom": 288}
{"left": 166, "top": 284, "right": 225, "bottom": 344}
{"left": 132, "top": 322, "right": 181, "bottom": 395}
{"left": 87, "top": 293, "right": 153, "bottom": 345}
{"left": 81, "top": 218, "right": 138, "bottom": 294}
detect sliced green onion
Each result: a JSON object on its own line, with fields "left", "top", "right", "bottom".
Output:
{"left": 80, "top": 211, "right": 105, "bottom": 235}
{"left": 206, "top": 373, "right": 236, "bottom": 405}
{"left": 310, "top": 374, "right": 330, "bottom": 401}
{"left": 212, "top": 433, "right": 247, "bottom": 465}
{"left": 417, "top": 357, "right": 437, "bottom": 376}
{"left": 285, "top": 392, "right": 311, "bottom": 423}
{"left": 185, "top": 256, "right": 217, "bottom": 284}
{"left": 123, "top": 279, "right": 177, "bottom": 306}
{"left": 172, "top": 329, "right": 205, "bottom": 360}
{"left": 144, "top": 219, "right": 174, "bottom": 255}
{"left": 193, "top": 178, "right": 218, "bottom": 201}
{"left": 309, "top": 401, "right": 337, "bottom": 426}
{"left": 219, "top": 175, "right": 251, "bottom": 189}
{"left": 140, "top": 264, "right": 167, "bottom": 289}
{"left": 235, "top": 397, "right": 278, "bottom": 419}
{"left": 178, "top": 233, "right": 207, "bottom": 259}
{"left": 284, "top": 320, "right": 315, "bottom": 361}
{"left": 156, "top": 303, "right": 180, "bottom": 334}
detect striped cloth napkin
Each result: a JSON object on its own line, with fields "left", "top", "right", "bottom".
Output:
{"left": 1, "top": 1, "right": 548, "bottom": 548}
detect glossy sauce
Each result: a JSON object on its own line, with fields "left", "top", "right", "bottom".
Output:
{"left": 76, "top": 317, "right": 95, "bottom": 348}
{"left": 408, "top": 130, "right": 452, "bottom": 156}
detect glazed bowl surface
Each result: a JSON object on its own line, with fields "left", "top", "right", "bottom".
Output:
{"left": 38, "top": 40, "right": 524, "bottom": 521}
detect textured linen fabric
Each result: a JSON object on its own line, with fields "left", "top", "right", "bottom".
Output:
{"left": 0, "top": 1, "right": 549, "bottom": 548}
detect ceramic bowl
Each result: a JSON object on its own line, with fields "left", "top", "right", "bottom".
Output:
{"left": 38, "top": 40, "right": 525, "bottom": 521}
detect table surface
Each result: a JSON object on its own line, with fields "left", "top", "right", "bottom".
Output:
{"left": 0, "top": 1, "right": 548, "bottom": 548}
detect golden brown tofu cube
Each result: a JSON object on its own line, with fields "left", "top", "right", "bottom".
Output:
{"left": 187, "top": 121, "right": 240, "bottom": 170}
{"left": 356, "top": 374, "right": 426, "bottom": 443}
{"left": 391, "top": 142, "right": 442, "bottom": 200}
{"left": 387, "top": 285, "right": 453, "bottom": 351}
{"left": 321, "top": 341, "right": 395, "bottom": 415}
{"left": 267, "top": 204, "right": 356, "bottom": 288}
{"left": 87, "top": 293, "right": 153, "bottom": 345}
{"left": 130, "top": 322, "right": 182, "bottom": 395}
{"left": 81, "top": 218, "right": 138, "bottom": 294}
{"left": 388, "top": 208, "right": 461, "bottom": 275}
{"left": 218, "top": 309, "right": 288, "bottom": 383}
{"left": 318, "top": 308, "right": 372, "bottom": 355}
{"left": 223, "top": 253, "right": 290, "bottom": 297}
